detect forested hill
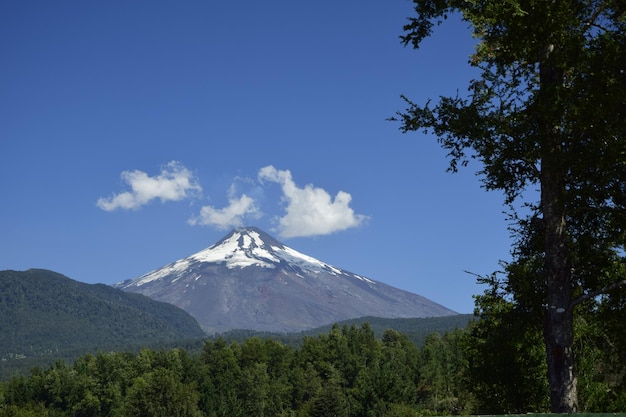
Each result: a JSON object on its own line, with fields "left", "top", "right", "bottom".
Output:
{"left": 0, "top": 268, "right": 473, "bottom": 380}
{"left": 219, "top": 314, "right": 475, "bottom": 347}
{"left": 0, "top": 269, "right": 205, "bottom": 370}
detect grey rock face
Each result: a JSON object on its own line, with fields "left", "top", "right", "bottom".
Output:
{"left": 115, "top": 227, "right": 457, "bottom": 333}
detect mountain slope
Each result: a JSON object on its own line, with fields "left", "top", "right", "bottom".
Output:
{"left": 0, "top": 269, "right": 206, "bottom": 363}
{"left": 115, "top": 227, "right": 457, "bottom": 333}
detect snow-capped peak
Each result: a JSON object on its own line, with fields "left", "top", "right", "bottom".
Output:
{"left": 193, "top": 227, "right": 346, "bottom": 274}
{"left": 119, "top": 227, "right": 375, "bottom": 288}
{"left": 191, "top": 228, "right": 280, "bottom": 268}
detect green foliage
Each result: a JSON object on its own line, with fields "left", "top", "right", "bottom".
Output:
{"left": 463, "top": 265, "right": 626, "bottom": 413}
{"left": 5, "top": 269, "right": 622, "bottom": 413}
{"left": 418, "top": 330, "right": 473, "bottom": 414}
{"left": 0, "top": 269, "right": 205, "bottom": 379}
{"left": 3, "top": 317, "right": 624, "bottom": 415}
{"left": 464, "top": 280, "right": 549, "bottom": 413}
{"left": 0, "top": 323, "right": 477, "bottom": 416}
{"left": 394, "top": 0, "right": 626, "bottom": 411}
{"left": 574, "top": 309, "right": 626, "bottom": 412}
{"left": 124, "top": 367, "right": 201, "bottom": 417}
{"left": 218, "top": 314, "right": 474, "bottom": 347}
{"left": 309, "top": 369, "right": 348, "bottom": 417}
{"left": 1, "top": 277, "right": 470, "bottom": 380}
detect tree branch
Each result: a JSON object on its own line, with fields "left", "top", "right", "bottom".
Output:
{"left": 583, "top": 1, "right": 610, "bottom": 36}
{"left": 572, "top": 278, "right": 626, "bottom": 308}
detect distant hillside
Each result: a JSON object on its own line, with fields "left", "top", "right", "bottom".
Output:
{"left": 217, "top": 314, "right": 475, "bottom": 347}
{"left": 308, "top": 314, "right": 475, "bottom": 345}
{"left": 0, "top": 269, "right": 206, "bottom": 377}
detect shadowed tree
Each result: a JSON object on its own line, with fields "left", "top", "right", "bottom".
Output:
{"left": 393, "top": 0, "right": 626, "bottom": 412}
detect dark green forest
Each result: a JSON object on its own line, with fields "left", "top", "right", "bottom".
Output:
{"left": 0, "top": 324, "right": 476, "bottom": 417}
{"left": 0, "top": 269, "right": 205, "bottom": 377}
{"left": 1, "top": 318, "right": 624, "bottom": 416}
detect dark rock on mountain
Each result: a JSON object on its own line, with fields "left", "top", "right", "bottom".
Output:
{"left": 115, "top": 227, "right": 457, "bottom": 333}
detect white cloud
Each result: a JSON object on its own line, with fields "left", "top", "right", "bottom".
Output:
{"left": 189, "top": 194, "right": 260, "bottom": 230}
{"left": 97, "top": 161, "right": 201, "bottom": 211}
{"left": 258, "top": 165, "right": 367, "bottom": 238}
{"left": 99, "top": 163, "right": 366, "bottom": 237}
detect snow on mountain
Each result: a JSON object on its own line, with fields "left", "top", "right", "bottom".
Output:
{"left": 124, "top": 227, "right": 365, "bottom": 287}
{"left": 115, "top": 226, "right": 457, "bottom": 333}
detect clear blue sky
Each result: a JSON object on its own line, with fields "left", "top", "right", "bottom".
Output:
{"left": 1, "top": 1, "right": 514, "bottom": 314}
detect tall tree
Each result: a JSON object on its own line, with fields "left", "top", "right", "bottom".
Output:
{"left": 463, "top": 270, "right": 549, "bottom": 413}
{"left": 393, "top": 0, "right": 626, "bottom": 412}
{"left": 124, "top": 368, "right": 201, "bottom": 417}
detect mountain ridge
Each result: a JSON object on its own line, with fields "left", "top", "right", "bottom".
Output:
{"left": 116, "top": 227, "right": 458, "bottom": 333}
{"left": 0, "top": 269, "right": 206, "bottom": 368}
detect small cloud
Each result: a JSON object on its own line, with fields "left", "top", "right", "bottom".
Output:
{"left": 258, "top": 165, "right": 368, "bottom": 238}
{"left": 189, "top": 194, "right": 260, "bottom": 230}
{"left": 97, "top": 161, "right": 201, "bottom": 211}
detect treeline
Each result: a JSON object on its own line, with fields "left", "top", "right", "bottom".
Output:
{"left": 0, "top": 324, "right": 467, "bottom": 417}
{"left": 0, "top": 313, "right": 472, "bottom": 380}
{"left": 218, "top": 314, "right": 474, "bottom": 348}
{"left": 1, "top": 319, "right": 624, "bottom": 416}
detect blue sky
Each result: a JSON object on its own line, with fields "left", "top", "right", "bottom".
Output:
{"left": 1, "top": 1, "right": 514, "bottom": 314}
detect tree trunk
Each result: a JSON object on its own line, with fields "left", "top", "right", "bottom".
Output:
{"left": 540, "top": 50, "right": 578, "bottom": 413}
{"left": 542, "top": 168, "right": 578, "bottom": 412}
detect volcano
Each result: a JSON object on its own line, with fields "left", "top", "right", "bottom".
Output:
{"left": 114, "top": 227, "right": 457, "bottom": 333}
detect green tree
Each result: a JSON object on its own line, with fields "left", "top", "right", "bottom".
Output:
{"left": 201, "top": 338, "right": 244, "bottom": 416}
{"left": 309, "top": 367, "right": 348, "bottom": 417}
{"left": 255, "top": 339, "right": 294, "bottom": 416}
{"left": 237, "top": 338, "right": 271, "bottom": 416}
{"left": 573, "top": 304, "right": 626, "bottom": 411}
{"left": 124, "top": 368, "right": 201, "bottom": 417}
{"left": 239, "top": 362, "right": 270, "bottom": 417}
{"left": 393, "top": 0, "right": 626, "bottom": 412}
{"left": 289, "top": 361, "right": 322, "bottom": 413}
{"left": 418, "top": 330, "right": 471, "bottom": 414}
{"left": 0, "top": 403, "right": 48, "bottom": 417}
{"left": 463, "top": 275, "right": 548, "bottom": 413}
{"left": 72, "top": 352, "right": 130, "bottom": 417}
{"left": 379, "top": 329, "right": 420, "bottom": 407}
